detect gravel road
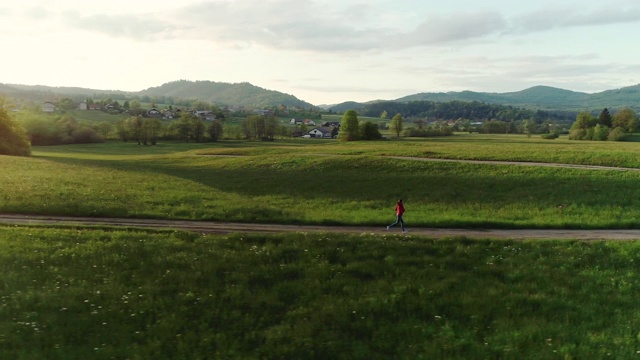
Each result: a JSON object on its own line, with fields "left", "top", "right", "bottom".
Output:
{"left": 2, "top": 214, "right": 640, "bottom": 240}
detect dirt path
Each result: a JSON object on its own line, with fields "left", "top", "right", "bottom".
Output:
{"left": 386, "top": 156, "right": 640, "bottom": 171}
{"left": 207, "top": 153, "right": 640, "bottom": 172}
{"left": 2, "top": 214, "right": 640, "bottom": 240}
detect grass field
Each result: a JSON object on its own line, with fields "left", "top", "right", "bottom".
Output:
{"left": 3, "top": 135, "right": 640, "bottom": 228}
{"left": 4, "top": 134, "right": 640, "bottom": 358}
{"left": 3, "top": 226, "right": 640, "bottom": 359}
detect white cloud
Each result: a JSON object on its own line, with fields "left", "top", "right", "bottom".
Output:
{"left": 23, "top": 6, "right": 49, "bottom": 20}
{"left": 514, "top": 4, "right": 640, "bottom": 33}
{"left": 62, "top": 11, "right": 178, "bottom": 40}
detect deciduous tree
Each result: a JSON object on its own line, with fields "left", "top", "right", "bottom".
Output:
{"left": 390, "top": 113, "right": 404, "bottom": 138}
{"left": 570, "top": 111, "right": 595, "bottom": 131}
{"left": 339, "top": 110, "right": 360, "bottom": 141}
{"left": 207, "top": 120, "right": 224, "bottom": 142}
{"left": 241, "top": 115, "right": 262, "bottom": 140}
{"left": 127, "top": 116, "right": 144, "bottom": 145}
{"left": 115, "top": 119, "right": 129, "bottom": 141}
{"left": 613, "top": 108, "right": 638, "bottom": 134}
{"left": 144, "top": 118, "right": 162, "bottom": 145}
{"left": 94, "top": 122, "right": 112, "bottom": 138}
{"left": 176, "top": 113, "right": 195, "bottom": 142}
{"left": 592, "top": 124, "right": 609, "bottom": 141}
{"left": 0, "top": 101, "right": 30, "bottom": 156}
{"left": 58, "top": 98, "right": 75, "bottom": 111}
{"left": 265, "top": 116, "right": 278, "bottom": 140}
{"left": 360, "top": 121, "right": 382, "bottom": 140}
{"left": 130, "top": 99, "right": 141, "bottom": 110}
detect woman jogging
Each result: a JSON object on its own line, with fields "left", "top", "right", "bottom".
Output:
{"left": 387, "top": 199, "right": 407, "bottom": 233}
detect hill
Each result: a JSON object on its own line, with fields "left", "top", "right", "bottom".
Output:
{"left": 137, "top": 80, "right": 314, "bottom": 108}
{"left": 0, "top": 80, "right": 315, "bottom": 109}
{"left": 326, "top": 101, "right": 371, "bottom": 113}
{"left": 394, "top": 85, "right": 635, "bottom": 111}
{"left": 329, "top": 84, "right": 640, "bottom": 113}
{"left": 3, "top": 80, "right": 640, "bottom": 112}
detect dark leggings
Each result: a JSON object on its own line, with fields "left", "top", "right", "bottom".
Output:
{"left": 389, "top": 215, "right": 405, "bottom": 230}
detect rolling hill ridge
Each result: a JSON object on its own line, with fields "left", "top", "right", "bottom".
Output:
{"left": 1, "top": 80, "right": 639, "bottom": 112}
{"left": 329, "top": 85, "right": 640, "bottom": 112}
{"left": 0, "top": 80, "right": 314, "bottom": 109}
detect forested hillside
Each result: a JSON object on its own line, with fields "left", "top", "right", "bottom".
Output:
{"left": 3, "top": 80, "right": 640, "bottom": 112}
{"left": 394, "top": 85, "right": 640, "bottom": 111}
{"left": 137, "top": 80, "right": 313, "bottom": 108}
{"left": 329, "top": 84, "right": 640, "bottom": 113}
{"left": 0, "top": 81, "right": 314, "bottom": 109}
{"left": 360, "top": 100, "right": 577, "bottom": 123}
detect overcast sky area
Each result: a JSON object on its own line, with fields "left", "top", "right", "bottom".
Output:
{"left": 2, "top": 0, "right": 640, "bottom": 105}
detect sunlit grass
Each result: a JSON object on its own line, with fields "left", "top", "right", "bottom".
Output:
{"left": 3, "top": 137, "right": 640, "bottom": 228}
{"left": 193, "top": 134, "right": 640, "bottom": 168}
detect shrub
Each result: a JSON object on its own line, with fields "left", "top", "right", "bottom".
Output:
{"left": 568, "top": 129, "right": 586, "bottom": 140}
{"left": 608, "top": 127, "right": 627, "bottom": 141}
{"left": 0, "top": 107, "right": 31, "bottom": 156}
{"left": 71, "top": 127, "right": 104, "bottom": 144}
{"left": 541, "top": 132, "right": 559, "bottom": 140}
{"left": 592, "top": 124, "right": 609, "bottom": 141}
{"left": 404, "top": 126, "right": 453, "bottom": 137}
{"left": 360, "top": 121, "right": 382, "bottom": 140}
{"left": 585, "top": 128, "right": 595, "bottom": 140}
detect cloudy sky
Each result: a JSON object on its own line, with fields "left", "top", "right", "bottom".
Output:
{"left": 2, "top": 0, "right": 639, "bottom": 105}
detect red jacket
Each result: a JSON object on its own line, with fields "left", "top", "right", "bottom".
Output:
{"left": 395, "top": 202, "right": 405, "bottom": 216}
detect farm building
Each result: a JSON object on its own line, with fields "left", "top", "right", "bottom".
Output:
{"left": 307, "top": 127, "right": 334, "bottom": 138}
{"left": 42, "top": 102, "right": 57, "bottom": 113}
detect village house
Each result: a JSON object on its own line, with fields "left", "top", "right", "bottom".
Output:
{"left": 320, "top": 121, "right": 340, "bottom": 128}
{"left": 307, "top": 126, "right": 334, "bottom": 138}
{"left": 162, "top": 109, "right": 176, "bottom": 119}
{"left": 192, "top": 110, "right": 217, "bottom": 121}
{"left": 42, "top": 102, "right": 57, "bottom": 113}
{"left": 254, "top": 109, "right": 273, "bottom": 116}
{"left": 147, "top": 108, "right": 162, "bottom": 117}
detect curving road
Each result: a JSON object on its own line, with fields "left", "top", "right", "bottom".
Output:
{"left": 2, "top": 213, "right": 640, "bottom": 240}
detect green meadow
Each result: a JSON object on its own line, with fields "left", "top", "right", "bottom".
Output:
{"left": 5, "top": 134, "right": 640, "bottom": 358}
{"left": 3, "top": 135, "right": 640, "bottom": 228}
{"left": 3, "top": 227, "right": 640, "bottom": 359}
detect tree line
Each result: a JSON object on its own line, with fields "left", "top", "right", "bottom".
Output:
{"left": 339, "top": 110, "right": 453, "bottom": 141}
{"left": 569, "top": 108, "right": 638, "bottom": 141}
{"left": 364, "top": 100, "right": 577, "bottom": 124}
